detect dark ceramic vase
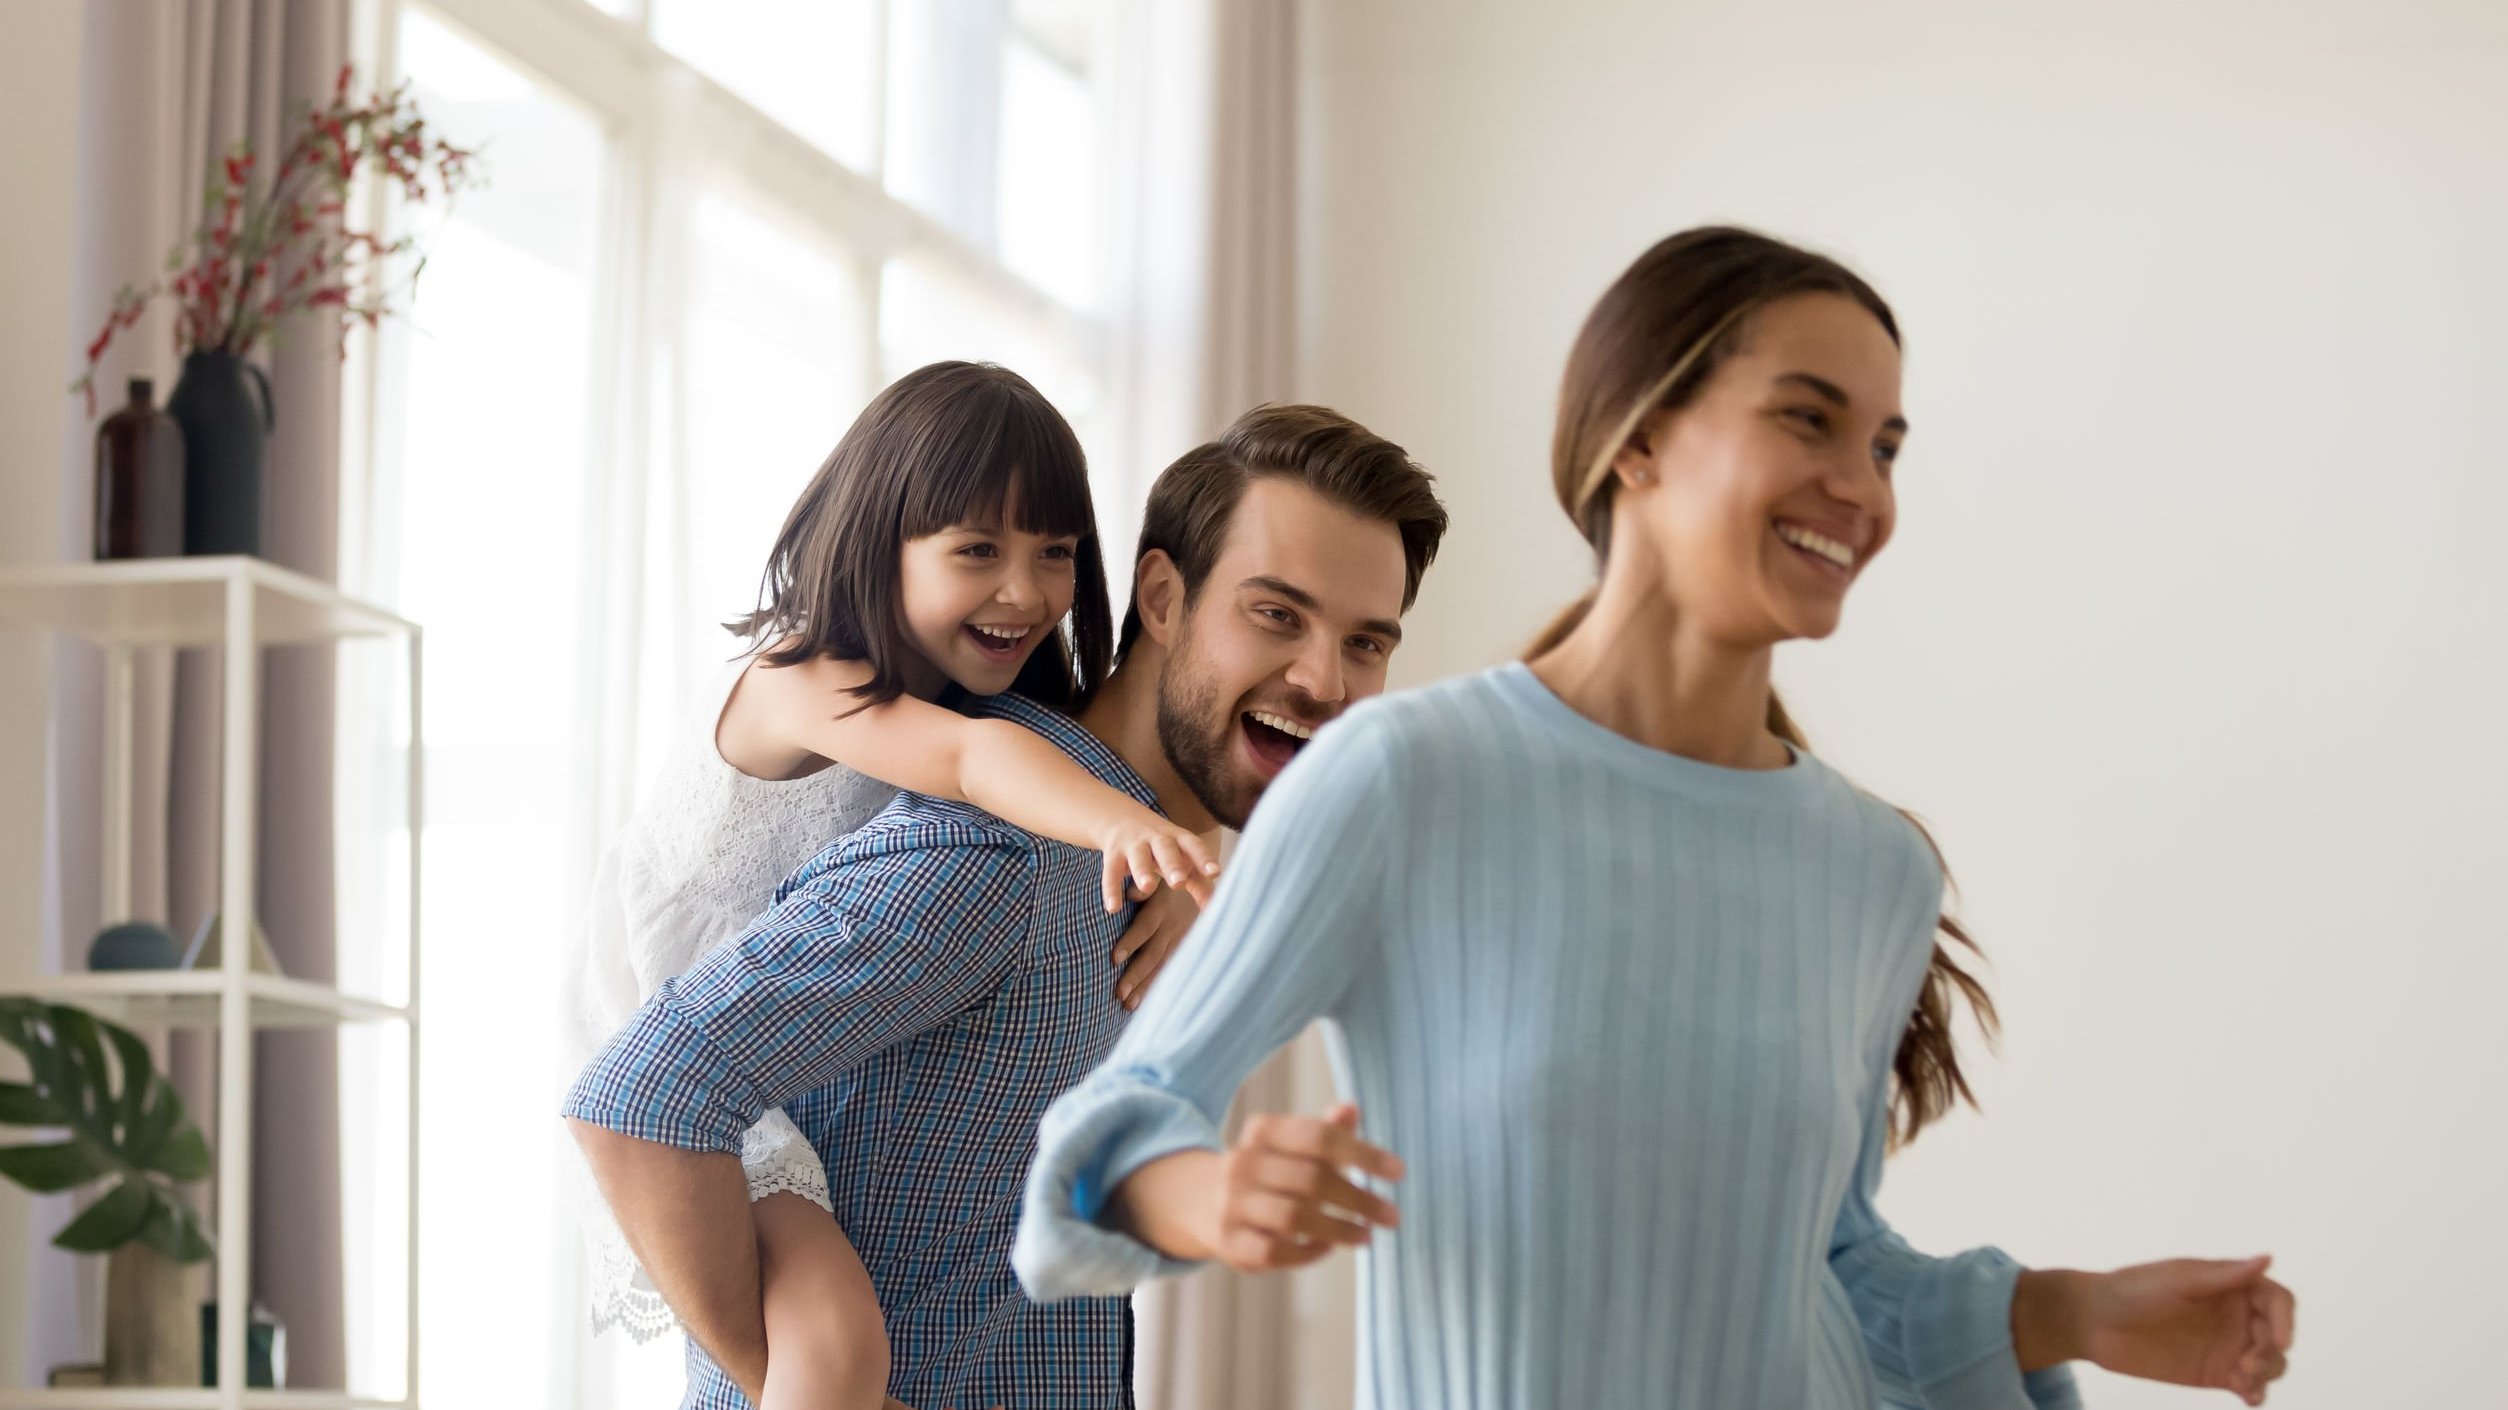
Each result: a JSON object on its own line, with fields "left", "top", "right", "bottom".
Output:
{"left": 165, "top": 351, "right": 272, "bottom": 557}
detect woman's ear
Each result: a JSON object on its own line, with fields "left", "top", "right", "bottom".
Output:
{"left": 1134, "top": 549, "right": 1186, "bottom": 649}
{"left": 1613, "top": 413, "right": 1664, "bottom": 489}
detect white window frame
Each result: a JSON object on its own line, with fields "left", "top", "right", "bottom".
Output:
{"left": 330, "top": 5, "right": 1129, "bottom": 1404}
{"left": 346, "top": 0, "right": 1117, "bottom": 594}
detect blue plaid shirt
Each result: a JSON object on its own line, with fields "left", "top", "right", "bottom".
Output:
{"left": 564, "top": 692, "right": 1142, "bottom": 1410}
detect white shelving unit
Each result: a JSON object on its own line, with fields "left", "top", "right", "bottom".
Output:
{"left": 0, "top": 557, "right": 421, "bottom": 1410}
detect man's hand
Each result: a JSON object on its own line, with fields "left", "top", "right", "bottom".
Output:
{"left": 2015, "top": 1257, "right": 2296, "bottom": 1405}
{"left": 1105, "top": 1104, "right": 1402, "bottom": 1272}
{"left": 1111, "top": 885, "right": 1200, "bottom": 1010}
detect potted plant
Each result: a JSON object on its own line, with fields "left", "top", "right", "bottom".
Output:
{"left": 73, "top": 64, "right": 480, "bottom": 556}
{"left": 0, "top": 998, "right": 215, "bottom": 1385}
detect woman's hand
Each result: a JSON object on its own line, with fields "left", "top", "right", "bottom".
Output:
{"left": 2022, "top": 1256, "right": 2296, "bottom": 1405}
{"left": 1208, "top": 1104, "right": 1402, "bottom": 1272}
{"left": 1105, "top": 1104, "right": 1404, "bottom": 1272}
{"left": 1096, "top": 813, "right": 1219, "bottom": 913}
{"left": 1111, "top": 885, "right": 1200, "bottom": 1010}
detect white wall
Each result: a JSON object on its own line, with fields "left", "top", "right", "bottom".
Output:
{"left": 0, "top": 0, "right": 88, "bottom": 1386}
{"left": 1295, "top": 1, "right": 2508, "bottom": 1405}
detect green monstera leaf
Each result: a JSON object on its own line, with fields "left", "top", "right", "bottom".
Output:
{"left": 0, "top": 998, "right": 214, "bottom": 1262}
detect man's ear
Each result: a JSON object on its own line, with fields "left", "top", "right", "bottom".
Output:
{"left": 1134, "top": 549, "right": 1186, "bottom": 649}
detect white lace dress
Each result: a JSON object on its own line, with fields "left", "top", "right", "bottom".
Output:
{"left": 569, "top": 659, "right": 901, "bottom": 1342}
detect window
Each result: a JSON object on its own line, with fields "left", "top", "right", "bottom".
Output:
{"left": 343, "top": 3, "right": 1119, "bottom": 1404}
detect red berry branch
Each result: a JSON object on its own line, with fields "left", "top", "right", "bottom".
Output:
{"left": 74, "top": 64, "right": 482, "bottom": 417}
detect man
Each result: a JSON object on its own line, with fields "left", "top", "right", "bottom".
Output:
{"left": 565, "top": 404, "right": 1449, "bottom": 1409}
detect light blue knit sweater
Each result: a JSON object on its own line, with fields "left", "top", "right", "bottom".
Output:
{"left": 1015, "top": 662, "right": 2081, "bottom": 1410}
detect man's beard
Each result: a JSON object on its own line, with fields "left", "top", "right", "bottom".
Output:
{"left": 1154, "top": 626, "right": 1258, "bottom": 832}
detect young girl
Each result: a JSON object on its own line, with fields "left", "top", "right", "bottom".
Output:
{"left": 1015, "top": 231, "right": 2298, "bottom": 1407}
{"left": 572, "top": 360, "right": 1216, "bottom": 1410}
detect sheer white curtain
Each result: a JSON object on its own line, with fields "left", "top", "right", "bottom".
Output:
{"left": 341, "top": 3, "right": 1163, "bottom": 1407}
{"left": 1105, "top": 2, "right": 1362, "bottom": 1407}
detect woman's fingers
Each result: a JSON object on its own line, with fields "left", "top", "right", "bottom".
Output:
{"left": 1246, "top": 1109, "right": 1406, "bottom": 1183}
{"left": 1220, "top": 1222, "right": 1343, "bottom": 1272}
{"left": 2258, "top": 1277, "right": 2296, "bottom": 1350}
{"left": 1234, "top": 1189, "right": 1373, "bottom": 1247}
{"left": 1244, "top": 1151, "right": 1399, "bottom": 1227}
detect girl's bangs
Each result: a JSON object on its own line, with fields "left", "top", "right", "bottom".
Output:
{"left": 898, "top": 392, "right": 1097, "bottom": 544}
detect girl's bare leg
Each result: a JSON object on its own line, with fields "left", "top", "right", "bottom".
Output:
{"left": 753, "top": 1192, "right": 892, "bottom": 1410}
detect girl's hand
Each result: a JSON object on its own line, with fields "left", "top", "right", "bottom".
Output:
{"left": 1097, "top": 814, "right": 1219, "bottom": 913}
{"left": 1112, "top": 884, "right": 1200, "bottom": 1010}
{"left": 2077, "top": 1256, "right": 2296, "bottom": 1405}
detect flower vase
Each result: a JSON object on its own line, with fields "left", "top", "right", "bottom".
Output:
{"left": 166, "top": 351, "right": 272, "bottom": 557}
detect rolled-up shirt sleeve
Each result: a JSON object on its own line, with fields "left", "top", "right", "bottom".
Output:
{"left": 562, "top": 825, "right": 1034, "bottom": 1156}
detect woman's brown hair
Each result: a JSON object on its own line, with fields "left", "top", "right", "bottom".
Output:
{"left": 729, "top": 361, "right": 1112, "bottom": 715}
{"left": 1530, "top": 227, "right": 1994, "bottom": 1146}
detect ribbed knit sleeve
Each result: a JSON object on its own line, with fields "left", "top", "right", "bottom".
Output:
{"left": 1014, "top": 702, "right": 1397, "bottom": 1300}
{"left": 1830, "top": 1076, "right": 2082, "bottom": 1410}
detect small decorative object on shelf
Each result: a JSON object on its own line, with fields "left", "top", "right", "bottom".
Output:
{"left": 70, "top": 63, "right": 483, "bottom": 556}
{"left": 183, "top": 910, "right": 286, "bottom": 976}
{"left": 92, "top": 377, "right": 186, "bottom": 560}
{"left": 201, "top": 1301, "right": 288, "bottom": 1389}
{"left": 87, "top": 920, "right": 185, "bottom": 971}
{"left": 0, "top": 997, "right": 215, "bottom": 1386}
{"left": 46, "top": 1363, "right": 107, "bottom": 1387}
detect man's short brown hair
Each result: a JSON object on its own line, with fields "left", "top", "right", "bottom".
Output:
{"left": 1117, "top": 404, "right": 1449, "bottom": 661}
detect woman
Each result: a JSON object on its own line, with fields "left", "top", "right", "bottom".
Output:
{"left": 1012, "top": 228, "right": 2297, "bottom": 1407}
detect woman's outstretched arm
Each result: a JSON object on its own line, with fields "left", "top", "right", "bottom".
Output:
{"left": 1013, "top": 703, "right": 1405, "bottom": 1298}
{"left": 1831, "top": 1038, "right": 2294, "bottom": 1407}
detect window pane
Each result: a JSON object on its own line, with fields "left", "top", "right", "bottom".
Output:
{"left": 880, "top": 255, "right": 1093, "bottom": 421}
{"left": 651, "top": 0, "right": 882, "bottom": 172}
{"left": 999, "top": 1, "right": 1101, "bottom": 307}
{"left": 885, "top": 0, "right": 1104, "bottom": 306}
{"left": 674, "top": 190, "right": 872, "bottom": 674}
{"left": 375, "top": 8, "right": 610, "bottom": 1403}
{"left": 885, "top": 0, "right": 1006, "bottom": 251}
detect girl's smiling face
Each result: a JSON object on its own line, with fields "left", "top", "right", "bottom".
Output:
{"left": 895, "top": 487, "right": 1081, "bottom": 697}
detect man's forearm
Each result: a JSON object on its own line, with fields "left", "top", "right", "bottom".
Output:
{"left": 570, "top": 1119, "right": 769, "bottom": 1397}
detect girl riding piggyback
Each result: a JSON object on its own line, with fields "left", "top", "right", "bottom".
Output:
{"left": 574, "top": 360, "right": 1216, "bottom": 1409}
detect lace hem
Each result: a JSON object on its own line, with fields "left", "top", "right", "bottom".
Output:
{"left": 579, "top": 1107, "right": 834, "bottom": 1343}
